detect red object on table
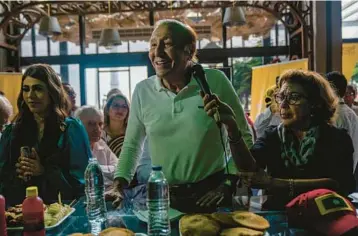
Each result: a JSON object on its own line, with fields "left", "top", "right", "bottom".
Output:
{"left": 22, "top": 186, "right": 45, "bottom": 236}
{"left": 0, "top": 195, "right": 7, "bottom": 236}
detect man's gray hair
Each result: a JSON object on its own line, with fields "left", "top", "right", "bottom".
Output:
{"left": 0, "top": 95, "right": 13, "bottom": 118}
{"left": 74, "top": 105, "right": 103, "bottom": 120}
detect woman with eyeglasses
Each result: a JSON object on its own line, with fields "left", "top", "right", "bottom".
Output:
{"left": 103, "top": 93, "right": 130, "bottom": 157}
{"left": 0, "top": 64, "right": 91, "bottom": 205}
{"left": 202, "top": 69, "right": 355, "bottom": 209}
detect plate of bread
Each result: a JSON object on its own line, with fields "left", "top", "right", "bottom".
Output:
{"left": 70, "top": 227, "right": 147, "bottom": 236}
{"left": 179, "top": 211, "right": 270, "bottom": 236}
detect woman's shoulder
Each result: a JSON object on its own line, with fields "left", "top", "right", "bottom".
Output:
{"left": 63, "top": 117, "right": 86, "bottom": 133}
{"left": 320, "top": 123, "right": 352, "bottom": 146}
{"left": 0, "top": 123, "right": 15, "bottom": 139}
{"left": 321, "top": 123, "right": 350, "bottom": 138}
{"left": 64, "top": 117, "right": 81, "bottom": 125}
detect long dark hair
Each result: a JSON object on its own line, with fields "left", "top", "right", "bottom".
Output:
{"left": 13, "top": 64, "right": 70, "bottom": 133}
{"left": 103, "top": 94, "right": 130, "bottom": 132}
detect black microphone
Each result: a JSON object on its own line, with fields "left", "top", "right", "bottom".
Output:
{"left": 191, "top": 63, "right": 213, "bottom": 96}
{"left": 191, "top": 63, "right": 221, "bottom": 125}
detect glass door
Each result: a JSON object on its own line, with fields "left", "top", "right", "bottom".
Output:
{"left": 85, "top": 66, "right": 148, "bottom": 108}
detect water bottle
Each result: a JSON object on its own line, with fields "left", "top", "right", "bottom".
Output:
{"left": 85, "top": 157, "right": 107, "bottom": 235}
{"left": 147, "top": 166, "right": 171, "bottom": 236}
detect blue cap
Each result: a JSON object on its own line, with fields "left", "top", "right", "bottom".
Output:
{"left": 152, "top": 165, "right": 162, "bottom": 171}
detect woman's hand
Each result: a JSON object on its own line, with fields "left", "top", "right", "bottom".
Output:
{"left": 200, "top": 92, "right": 236, "bottom": 128}
{"left": 16, "top": 148, "right": 44, "bottom": 180}
{"left": 238, "top": 169, "right": 273, "bottom": 189}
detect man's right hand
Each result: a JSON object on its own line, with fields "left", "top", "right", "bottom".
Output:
{"left": 105, "top": 178, "right": 127, "bottom": 208}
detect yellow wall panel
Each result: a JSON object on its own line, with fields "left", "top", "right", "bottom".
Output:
{"left": 250, "top": 59, "right": 308, "bottom": 121}
{"left": 0, "top": 73, "right": 22, "bottom": 115}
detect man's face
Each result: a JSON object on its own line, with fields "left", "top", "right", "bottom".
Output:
{"left": 344, "top": 87, "right": 356, "bottom": 107}
{"left": 81, "top": 114, "right": 103, "bottom": 144}
{"left": 148, "top": 24, "right": 190, "bottom": 79}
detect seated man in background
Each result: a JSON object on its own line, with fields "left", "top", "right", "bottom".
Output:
{"left": 75, "top": 106, "right": 118, "bottom": 191}
{"left": 0, "top": 95, "right": 13, "bottom": 137}
{"left": 326, "top": 72, "right": 358, "bottom": 190}
{"left": 344, "top": 84, "right": 358, "bottom": 116}
{"left": 254, "top": 85, "right": 281, "bottom": 139}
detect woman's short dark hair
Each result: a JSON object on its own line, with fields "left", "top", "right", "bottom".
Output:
{"left": 154, "top": 19, "right": 198, "bottom": 62}
{"left": 278, "top": 69, "right": 338, "bottom": 125}
{"left": 14, "top": 64, "right": 70, "bottom": 125}
{"left": 103, "top": 94, "right": 130, "bottom": 129}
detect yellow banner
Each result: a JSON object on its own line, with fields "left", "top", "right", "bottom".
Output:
{"left": 250, "top": 59, "right": 308, "bottom": 121}
{"left": 0, "top": 73, "right": 22, "bottom": 115}
{"left": 342, "top": 43, "right": 358, "bottom": 81}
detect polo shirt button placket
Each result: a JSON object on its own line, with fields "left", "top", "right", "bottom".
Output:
{"left": 173, "top": 100, "right": 183, "bottom": 114}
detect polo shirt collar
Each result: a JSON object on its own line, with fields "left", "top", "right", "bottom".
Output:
{"left": 153, "top": 74, "right": 199, "bottom": 92}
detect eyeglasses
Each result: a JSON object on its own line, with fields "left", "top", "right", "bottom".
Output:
{"left": 111, "top": 103, "right": 128, "bottom": 109}
{"left": 274, "top": 92, "right": 308, "bottom": 105}
{"left": 345, "top": 92, "right": 355, "bottom": 97}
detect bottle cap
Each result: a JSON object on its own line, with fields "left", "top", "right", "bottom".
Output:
{"left": 152, "top": 165, "right": 162, "bottom": 171}
{"left": 26, "top": 186, "right": 38, "bottom": 198}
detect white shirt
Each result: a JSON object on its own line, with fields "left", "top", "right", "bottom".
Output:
{"left": 92, "top": 139, "right": 118, "bottom": 191}
{"left": 254, "top": 107, "right": 281, "bottom": 139}
{"left": 352, "top": 105, "right": 358, "bottom": 116}
{"left": 335, "top": 99, "right": 358, "bottom": 173}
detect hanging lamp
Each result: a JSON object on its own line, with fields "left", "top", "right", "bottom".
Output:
{"left": 39, "top": 4, "right": 62, "bottom": 37}
{"left": 223, "top": 6, "right": 246, "bottom": 27}
{"left": 99, "top": 1, "right": 122, "bottom": 49}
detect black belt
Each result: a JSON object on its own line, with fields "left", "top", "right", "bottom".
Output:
{"left": 170, "top": 169, "right": 225, "bottom": 193}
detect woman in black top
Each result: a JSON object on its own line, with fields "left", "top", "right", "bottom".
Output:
{"left": 201, "top": 69, "right": 355, "bottom": 209}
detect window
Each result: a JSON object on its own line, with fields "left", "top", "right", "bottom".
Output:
{"left": 85, "top": 66, "right": 147, "bottom": 108}
{"left": 50, "top": 40, "right": 60, "bottom": 56}
{"left": 129, "top": 40, "right": 149, "bottom": 52}
{"left": 34, "top": 24, "right": 48, "bottom": 57}
{"left": 68, "top": 64, "right": 81, "bottom": 106}
{"left": 98, "top": 41, "right": 129, "bottom": 54}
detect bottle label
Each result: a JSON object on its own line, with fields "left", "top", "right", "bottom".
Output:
{"left": 23, "top": 212, "right": 44, "bottom": 232}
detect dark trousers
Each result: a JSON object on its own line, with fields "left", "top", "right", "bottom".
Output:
{"left": 169, "top": 169, "right": 228, "bottom": 214}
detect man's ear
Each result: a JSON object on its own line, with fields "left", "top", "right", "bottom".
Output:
{"left": 184, "top": 45, "right": 192, "bottom": 57}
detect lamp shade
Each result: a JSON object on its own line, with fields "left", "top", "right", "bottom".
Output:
{"left": 99, "top": 28, "right": 122, "bottom": 48}
{"left": 39, "top": 16, "right": 62, "bottom": 37}
{"left": 223, "top": 7, "right": 246, "bottom": 27}
{"left": 202, "top": 41, "right": 222, "bottom": 49}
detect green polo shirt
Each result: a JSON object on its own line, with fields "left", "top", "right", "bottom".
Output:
{"left": 115, "top": 69, "right": 253, "bottom": 184}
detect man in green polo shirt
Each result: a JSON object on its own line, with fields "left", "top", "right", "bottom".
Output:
{"left": 108, "top": 19, "right": 253, "bottom": 213}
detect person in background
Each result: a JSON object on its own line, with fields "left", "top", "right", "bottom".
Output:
{"left": 344, "top": 84, "right": 358, "bottom": 116}
{"left": 245, "top": 113, "right": 257, "bottom": 142}
{"left": 202, "top": 69, "right": 355, "bottom": 209}
{"left": 0, "top": 64, "right": 91, "bottom": 205}
{"left": 102, "top": 93, "right": 130, "bottom": 157}
{"left": 62, "top": 82, "right": 78, "bottom": 116}
{"left": 75, "top": 106, "right": 118, "bottom": 191}
{"left": 254, "top": 85, "right": 281, "bottom": 139}
{"left": 0, "top": 95, "right": 13, "bottom": 137}
{"left": 108, "top": 19, "right": 253, "bottom": 213}
{"left": 0, "top": 91, "right": 4, "bottom": 96}
{"left": 107, "top": 88, "right": 123, "bottom": 100}
{"left": 326, "top": 72, "right": 358, "bottom": 189}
